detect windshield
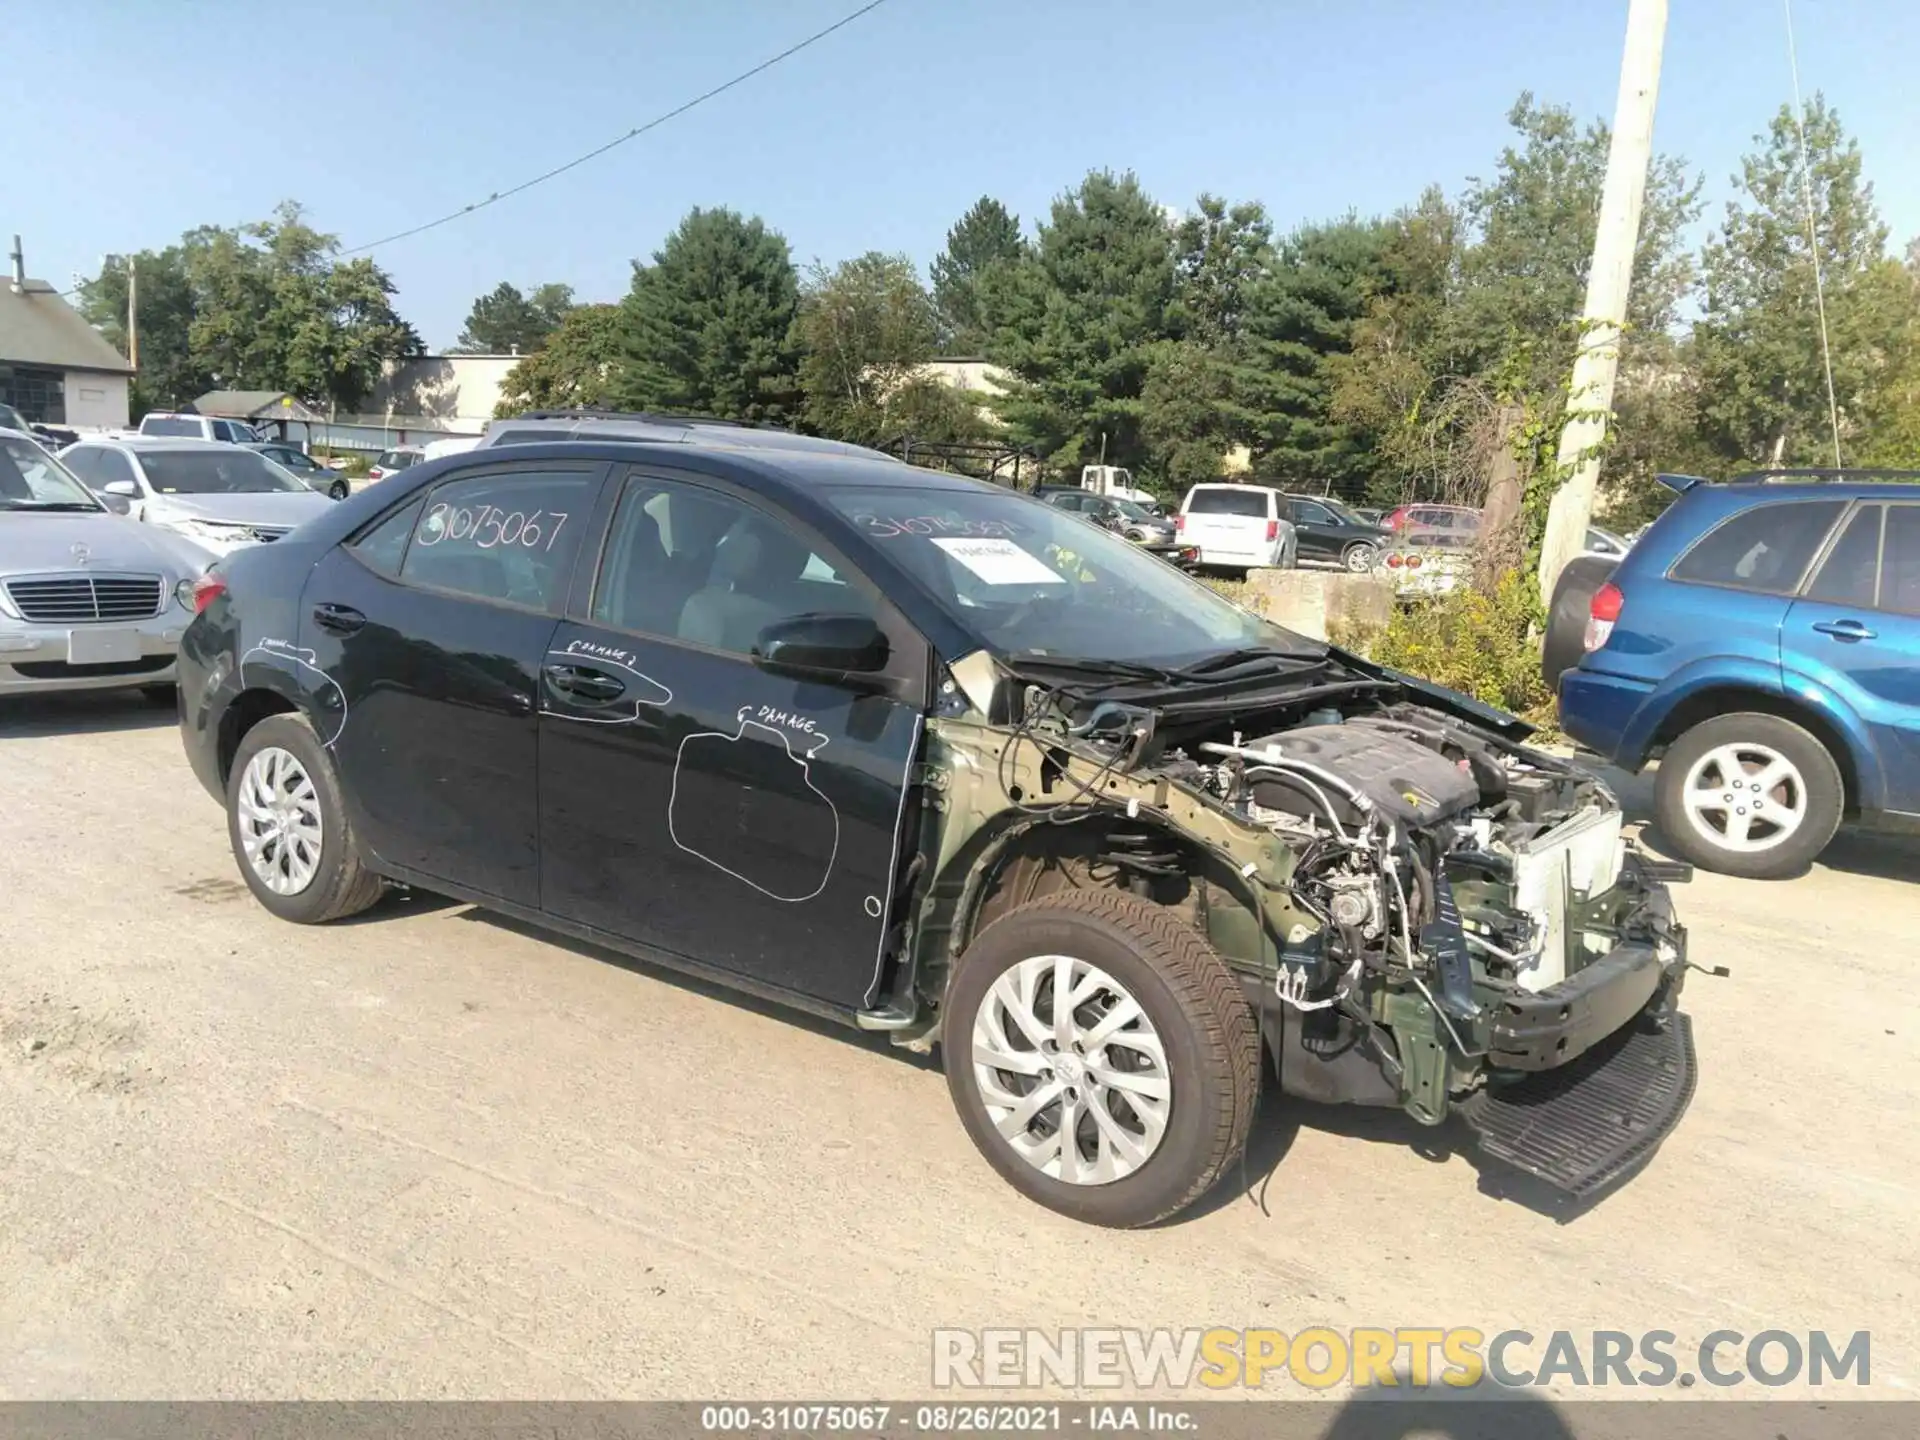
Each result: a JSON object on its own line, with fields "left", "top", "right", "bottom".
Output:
{"left": 0, "top": 435, "right": 104, "bottom": 510}
{"left": 139, "top": 448, "right": 306, "bottom": 495}
{"left": 1112, "top": 499, "right": 1156, "bottom": 521}
{"left": 828, "top": 485, "right": 1315, "bottom": 666}
{"left": 1319, "top": 498, "right": 1364, "bottom": 525}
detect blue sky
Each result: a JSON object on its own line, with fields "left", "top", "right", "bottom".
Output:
{"left": 17, "top": 0, "right": 1919, "bottom": 350}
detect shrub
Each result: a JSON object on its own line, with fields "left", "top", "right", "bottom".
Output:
{"left": 1370, "top": 570, "right": 1554, "bottom": 725}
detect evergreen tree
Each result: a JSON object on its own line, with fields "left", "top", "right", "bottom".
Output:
{"left": 930, "top": 197, "right": 1026, "bottom": 354}
{"left": 614, "top": 207, "right": 802, "bottom": 422}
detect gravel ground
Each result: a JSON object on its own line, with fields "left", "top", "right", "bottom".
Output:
{"left": 1, "top": 690, "right": 1915, "bottom": 1405}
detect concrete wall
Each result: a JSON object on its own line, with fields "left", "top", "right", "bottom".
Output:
{"left": 1243, "top": 568, "right": 1396, "bottom": 644}
{"left": 363, "top": 354, "right": 521, "bottom": 430}
{"left": 64, "top": 370, "right": 129, "bottom": 430}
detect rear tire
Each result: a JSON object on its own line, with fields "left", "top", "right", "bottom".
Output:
{"left": 943, "top": 889, "right": 1260, "bottom": 1228}
{"left": 327, "top": 478, "right": 350, "bottom": 500}
{"left": 1654, "top": 712, "right": 1843, "bottom": 879}
{"left": 1342, "top": 541, "right": 1378, "bottom": 573}
{"left": 227, "top": 714, "right": 384, "bottom": 923}
{"left": 1542, "top": 554, "right": 1619, "bottom": 692}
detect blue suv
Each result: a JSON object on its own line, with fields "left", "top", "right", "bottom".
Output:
{"left": 1557, "top": 470, "right": 1920, "bottom": 879}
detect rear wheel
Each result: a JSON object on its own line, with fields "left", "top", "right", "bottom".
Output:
{"left": 227, "top": 714, "right": 384, "bottom": 923}
{"left": 1654, "top": 712, "right": 1843, "bottom": 879}
{"left": 326, "top": 478, "right": 350, "bottom": 500}
{"left": 943, "top": 889, "right": 1260, "bottom": 1228}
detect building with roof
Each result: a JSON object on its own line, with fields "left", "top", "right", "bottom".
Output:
{"left": 1, "top": 238, "right": 134, "bottom": 430}
{"left": 186, "top": 389, "right": 327, "bottom": 444}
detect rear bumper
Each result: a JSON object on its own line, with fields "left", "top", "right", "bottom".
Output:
{"left": 1557, "top": 664, "right": 1656, "bottom": 764}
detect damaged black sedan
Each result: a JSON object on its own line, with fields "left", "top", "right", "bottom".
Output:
{"left": 176, "top": 431, "right": 1699, "bottom": 1228}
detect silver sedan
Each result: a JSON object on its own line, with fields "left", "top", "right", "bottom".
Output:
{"left": 1, "top": 429, "right": 216, "bottom": 699}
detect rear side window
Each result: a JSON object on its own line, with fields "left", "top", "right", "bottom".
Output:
{"left": 140, "top": 416, "right": 200, "bottom": 437}
{"left": 395, "top": 467, "right": 599, "bottom": 609}
{"left": 1882, "top": 505, "right": 1920, "bottom": 617}
{"left": 1804, "top": 504, "right": 1882, "bottom": 608}
{"left": 1670, "top": 499, "right": 1847, "bottom": 594}
{"left": 1187, "top": 488, "right": 1269, "bottom": 518}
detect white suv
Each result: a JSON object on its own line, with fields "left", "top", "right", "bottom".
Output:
{"left": 1175, "top": 483, "right": 1298, "bottom": 575}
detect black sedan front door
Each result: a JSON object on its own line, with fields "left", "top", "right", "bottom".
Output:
{"left": 537, "top": 470, "right": 928, "bottom": 1014}
{"left": 295, "top": 459, "right": 607, "bottom": 905}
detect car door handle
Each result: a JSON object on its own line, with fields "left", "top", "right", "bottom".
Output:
{"left": 1812, "top": 619, "right": 1877, "bottom": 642}
{"left": 542, "top": 663, "right": 626, "bottom": 703}
{"left": 311, "top": 602, "right": 366, "bottom": 636}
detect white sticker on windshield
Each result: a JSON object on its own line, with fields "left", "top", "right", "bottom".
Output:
{"left": 931, "top": 537, "right": 1067, "bottom": 585}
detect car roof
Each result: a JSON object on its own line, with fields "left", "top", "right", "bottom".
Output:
{"left": 435, "top": 436, "right": 1002, "bottom": 500}
{"left": 481, "top": 410, "right": 891, "bottom": 462}
{"left": 110, "top": 437, "right": 237, "bottom": 452}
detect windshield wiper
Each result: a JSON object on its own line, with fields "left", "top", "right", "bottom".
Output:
{"left": 1171, "top": 645, "right": 1327, "bottom": 679}
{"left": 1002, "top": 651, "right": 1184, "bottom": 684}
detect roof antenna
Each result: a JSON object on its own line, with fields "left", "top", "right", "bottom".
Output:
{"left": 1783, "top": 0, "right": 1844, "bottom": 470}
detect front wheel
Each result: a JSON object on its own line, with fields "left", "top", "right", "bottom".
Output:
{"left": 327, "top": 478, "right": 351, "bottom": 501}
{"left": 1342, "top": 541, "right": 1378, "bottom": 573}
{"left": 1653, "top": 712, "right": 1843, "bottom": 879}
{"left": 943, "top": 889, "right": 1260, "bottom": 1228}
{"left": 227, "top": 714, "right": 385, "bottom": 923}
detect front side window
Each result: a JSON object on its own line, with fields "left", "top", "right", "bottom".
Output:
{"left": 1671, "top": 499, "right": 1847, "bottom": 595}
{"left": 828, "top": 485, "right": 1307, "bottom": 666}
{"left": 1804, "top": 504, "right": 1882, "bottom": 608}
{"left": 137, "top": 448, "right": 306, "bottom": 494}
{"left": 592, "top": 476, "right": 879, "bottom": 657}
{"left": 1881, "top": 505, "right": 1920, "bottom": 617}
{"left": 1293, "top": 501, "right": 1334, "bottom": 526}
{"left": 397, "top": 467, "right": 598, "bottom": 609}
{"left": 347, "top": 494, "right": 428, "bottom": 579}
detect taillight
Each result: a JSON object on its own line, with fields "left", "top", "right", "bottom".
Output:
{"left": 187, "top": 573, "right": 228, "bottom": 614}
{"left": 1173, "top": 513, "right": 1185, "bottom": 534}
{"left": 1584, "top": 581, "right": 1624, "bottom": 651}
{"left": 1265, "top": 519, "right": 1279, "bottom": 542}
{"left": 1406, "top": 554, "right": 1423, "bottom": 570}
{"left": 1385, "top": 552, "right": 1404, "bottom": 569}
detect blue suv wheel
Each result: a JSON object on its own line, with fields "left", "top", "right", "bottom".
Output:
{"left": 1652, "top": 712, "right": 1844, "bottom": 880}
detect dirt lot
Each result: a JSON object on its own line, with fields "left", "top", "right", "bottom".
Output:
{"left": 2, "top": 690, "right": 1916, "bottom": 1403}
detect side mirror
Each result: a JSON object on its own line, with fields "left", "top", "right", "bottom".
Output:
{"left": 102, "top": 479, "right": 138, "bottom": 497}
{"left": 98, "top": 491, "right": 134, "bottom": 516}
{"left": 752, "top": 614, "right": 890, "bottom": 681}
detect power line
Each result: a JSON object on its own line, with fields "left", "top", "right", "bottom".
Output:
{"left": 340, "top": 0, "right": 896, "bottom": 259}
{"left": 1783, "top": 0, "right": 1844, "bottom": 470}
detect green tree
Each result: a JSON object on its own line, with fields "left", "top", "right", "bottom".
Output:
{"left": 985, "top": 170, "right": 1176, "bottom": 471}
{"left": 494, "top": 304, "right": 626, "bottom": 414}
{"left": 614, "top": 207, "right": 801, "bottom": 422}
{"left": 75, "top": 202, "right": 420, "bottom": 414}
{"left": 451, "top": 281, "right": 576, "bottom": 354}
{"left": 793, "top": 252, "right": 941, "bottom": 444}
{"left": 1692, "top": 95, "right": 1912, "bottom": 466}
{"left": 930, "top": 197, "right": 1026, "bottom": 354}
{"left": 1239, "top": 214, "right": 1393, "bottom": 486}
{"left": 1452, "top": 96, "right": 1700, "bottom": 392}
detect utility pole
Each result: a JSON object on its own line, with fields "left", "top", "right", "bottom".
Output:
{"left": 127, "top": 256, "right": 140, "bottom": 371}
{"left": 1537, "top": 0, "right": 1669, "bottom": 603}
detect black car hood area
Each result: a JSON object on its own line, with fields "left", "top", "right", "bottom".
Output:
{"left": 999, "top": 640, "right": 1534, "bottom": 745}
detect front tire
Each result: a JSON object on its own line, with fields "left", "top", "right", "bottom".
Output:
{"left": 227, "top": 714, "right": 384, "bottom": 923}
{"left": 1342, "top": 541, "right": 1378, "bottom": 573}
{"left": 327, "top": 478, "right": 350, "bottom": 501}
{"left": 1654, "top": 712, "right": 1843, "bottom": 879}
{"left": 943, "top": 889, "right": 1259, "bottom": 1228}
